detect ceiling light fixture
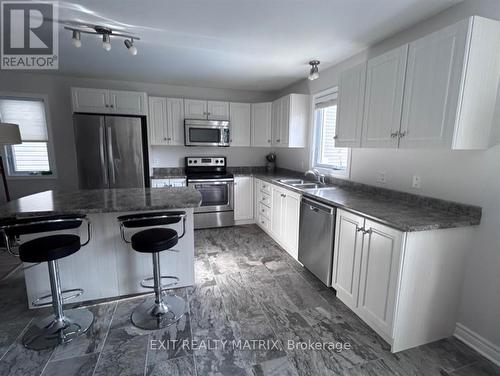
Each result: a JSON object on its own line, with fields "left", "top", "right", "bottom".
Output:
{"left": 71, "top": 30, "right": 81, "bottom": 48}
{"left": 308, "top": 60, "right": 320, "bottom": 81}
{"left": 124, "top": 39, "right": 137, "bottom": 56}
{"left": 64, "top": 24, "right": 140, "bottom": 56}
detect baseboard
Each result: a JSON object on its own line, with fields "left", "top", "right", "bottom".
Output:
{"left": 454, "top": 323, "right": 500, "bottom": 366}
{"left": 234, "top": 219, "right": 255, "bottom": 226}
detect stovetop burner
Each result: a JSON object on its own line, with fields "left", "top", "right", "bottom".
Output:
{"left": 185, "top": 156, "right": 231, "bottom": 180}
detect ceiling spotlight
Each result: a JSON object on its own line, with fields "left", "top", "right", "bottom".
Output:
{"left": 71, "top": 30, "right": 81, "bottom": 48}
{"left": 124, "top": 39, "right": 137, "bottom": 56}
{"left": 308, "top": 60, "right": 320, "bottom": 81}
{"left": 102, "top": 34, "right": 111, "bottom": 51}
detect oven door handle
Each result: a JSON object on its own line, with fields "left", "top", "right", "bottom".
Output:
{"left": 188, "top": 179, "right": 234, "bottom": 184}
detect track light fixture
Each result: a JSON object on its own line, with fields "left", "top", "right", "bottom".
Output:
{"left": 64, "top": 24, "right": 140, "bottom": 55}
{"left": 71, "top": 30, "right": 81, "bottom": 48}
{"left": 308, "top": 60, "right": 320, "bottom": 81}
{"left": 124, "top": 39, "right": 137, "bottom": 56}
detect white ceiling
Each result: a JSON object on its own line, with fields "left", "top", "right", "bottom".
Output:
{"left": 49, "top": 0, "right": 460, "bottom": 91}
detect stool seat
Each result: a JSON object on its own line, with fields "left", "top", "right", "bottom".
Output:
{"left": 131, "top": 228, "right": 178, "bottom": 253}
{"left": 19, "top": 234, "right": 81, "bottom": 263}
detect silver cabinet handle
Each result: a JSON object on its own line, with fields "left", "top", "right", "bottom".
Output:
{"left": 163, "top": 137, "right": 167, "bottom": 141}
{"left": 356, "top": 227, "right": 365, "bottom": 232}
{"left": 333, "top": 135, "right": 338, "bottom": 140}
{"left": 167, "top": 137, "right": 171, "bottom": 141}
{"left": 390, "top": 131, "right": 399, "bottom": 138}
{"left": 267, "top": 139, "right": 271, "bottom": 143}
{"left": 281, "top": 193, "right": 286, "bottom": 197}
{"left": 399, "top": 131, "right": 407, "bottom": 138}
{"left": 110, "top": 104, "right": 114, "bottom": 108}
{"left": 277, "top": 139, "right": 280, "bottom": 142}
{"left": 105, "top": 104, "right": 109, "bottom": 108}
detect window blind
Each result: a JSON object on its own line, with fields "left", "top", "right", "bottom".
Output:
{"left": 0, "top": 99, "right": 48, "bottom": 141}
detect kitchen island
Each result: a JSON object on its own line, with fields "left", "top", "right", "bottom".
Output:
{"left": 0, "top": 188, "right": 202, "bottom": 308}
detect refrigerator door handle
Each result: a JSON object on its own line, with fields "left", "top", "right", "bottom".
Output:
{"left": 99, "top": 124, "right": 108, "bottom": 185}
{"left": 107, "top": 126, "right": 116, "bottom": 185}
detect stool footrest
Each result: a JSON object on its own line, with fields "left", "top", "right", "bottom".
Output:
{"left": 31, "top": 288, "right": 84, "bottom": 307}
{"left": 140, "top": 276, "right": 179, "bottom": 291}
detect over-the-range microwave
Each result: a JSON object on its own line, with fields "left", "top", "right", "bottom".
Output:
{"left": 184, "top": 119, "right": 230, "bottom": 147}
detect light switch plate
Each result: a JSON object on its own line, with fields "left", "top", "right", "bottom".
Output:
{"left": 377, "top": 171, "right": 387, "bottom": 184}
{"left": 412, "top": 175, "right": 421, "bottom": 189}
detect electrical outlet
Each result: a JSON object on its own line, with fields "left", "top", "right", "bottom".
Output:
{"left": 377, "top": 171, "right": 387, "bottom": 184}
{"left": 412, "top": 175, "right": 421, "bottom": 189}
{"left": 153, "top": 158, "right": 159, "bottom": 166}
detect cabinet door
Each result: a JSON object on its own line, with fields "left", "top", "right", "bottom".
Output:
{"left": 184, "top": 99, "right": 207, "bottom": 119}
{"left": 332, "top": 209, "right": 364, "bottom": 310}
{"left": 71, "top": 87, "right": 110, "bottom": 113}
{"left": 400, "top": 20, "right": 468, "bottom": 149}
{"left": 270, "top": 185, "right": 283, "bottom": 239}
{"left": 362, "top": 45, "right": 408, "bottom": 148}
{"left": 357, "top": 220, "right": 403, "bottom": 338}
{"left": 109, "top": 90, "right": 147, "bottom": 115}
{"left": 271, "top": 98, "right": 282, "bottom": 146}
{"left": 281, "top": 190, "right": 300, "bottom": 260}
{"left": 251, "top": 102, "right": 272, "bottom": 147}
{"left": 336, "top": 63, "right": 366, "bottom": 147}
{"left": 148, "top": 97, "right": 167, "bottom": 145}
{"left": 167, "top": 98, "right": 185, "bottom": 146}
{"left": 207, "top": 101, "right": 229, "bottom": 120}
{"left": 279, "top": 95, "right": 290, "bottom": 146}
{"left": 234, "top": 176, "right": 254, "bottom": 221}
{"left": 229, "top": 103, "right": 251, "bottom": 147}
{"left": 169, "top": 178, "right": 186, "bottom": 187}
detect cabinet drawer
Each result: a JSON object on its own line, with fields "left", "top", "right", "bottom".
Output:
{"left": 258, "top": 214, "right": 270, "bottom": 231}
{"left": 260, "top": 181, "right": 272, "bottom": 195}
{"left": 259, "top": 191, "right": 272, "bottom": 208}
{"left": 258, "top": 203, "right": 271, "bottom": 219}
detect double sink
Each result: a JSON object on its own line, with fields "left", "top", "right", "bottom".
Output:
{"left": 277, "top": 179, "right": 325, "bottom": 190}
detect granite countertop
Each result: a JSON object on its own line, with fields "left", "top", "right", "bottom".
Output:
{"left": 253, "top": 171, "right": 481, "bottom": 232}
{"left": 0, "top": 188, "right": 202, "bottom": 219}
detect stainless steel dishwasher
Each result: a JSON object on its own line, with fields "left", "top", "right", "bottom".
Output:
{"left": 298, "top": 196, "right": 336, "bottom": 286}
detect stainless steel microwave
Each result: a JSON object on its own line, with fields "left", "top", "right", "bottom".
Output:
{"left": 184, "top": 119, "right": 230, "bottom": 147}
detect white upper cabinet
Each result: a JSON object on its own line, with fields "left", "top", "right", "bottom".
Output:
{"left": 148, "top": 97, "right": 184, "bottom": 146}
{"left": 271, "top": 94, "right": 309, "bottom": 148}
{"left": 251, "top": 102, "right": 272, "bottom": 147}
{"left": 184, "top": 99, "right": 208, "bottom": 119}
{"left": 108, "top": 90, "right": 147, "bottom": 115}
{"left": 229, "top": 102, "right": 251, "bottom": 147}
{"left": 71, "top": 88, "right": 147, "bottom": 115}
{"left": 336, "top": 63, "right": 366, "bottom": 147}
{"left": 207, "top": 101, "right": 230, "bottom": 120}
{"left": 184, "top": 99, "right": 229, "bottom": 120}
{"left": 361, "top": 45, "right": 408, "bottom": 148}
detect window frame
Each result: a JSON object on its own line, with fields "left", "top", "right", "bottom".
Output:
{"left": 0, "top": 92, "right": 57, "bottom": 179}
{"left": 309, "top": 87, "right": 351, "bottom": 179}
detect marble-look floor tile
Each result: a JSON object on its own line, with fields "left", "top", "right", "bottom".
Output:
{"left": 51, "top": 302, "right": 116, "bottom": 361}
{"left": 148, "top": 313, "right": 192, "bottom": 361}
{"left": 93, "top": 333, "right": 149, "bottom": 376}
{"left": 247, "top": 356, "right": 299, "bottom": 376}
{"left": 193, "top": 348, "right": 252, "bottom": 376}
{"left": 450, "top": 359, "right": 500, "bottom": 376}
{"left": 344, "top": 357, "right": 409, "bottom": 376}
{"left": 41, "top": 353, "right": 99, "bottom": 376}
{"left": 146, "top": 354, "right": 196, "bottom": 376}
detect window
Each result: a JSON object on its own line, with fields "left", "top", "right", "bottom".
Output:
{"left": 0, "top": 96, "right": 54, "bottom": 176}
{"left": 312, "top": 88, "right": 350, "bottom": 177}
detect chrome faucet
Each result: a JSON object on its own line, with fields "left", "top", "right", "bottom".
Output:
{"left": 305, "top": 169, "right": 326, "bottom": 185}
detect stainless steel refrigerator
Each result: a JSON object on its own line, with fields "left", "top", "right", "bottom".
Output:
{"left": 73, "top": 114, "right": 148, "bottom": 189}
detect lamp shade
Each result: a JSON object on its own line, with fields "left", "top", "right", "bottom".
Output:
{"left": 0, "top": 123, "right": 22, "bottom": 145}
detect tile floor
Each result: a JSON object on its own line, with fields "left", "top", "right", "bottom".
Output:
{"left": 0, "top": 225, "right": 498, "bottom": 376}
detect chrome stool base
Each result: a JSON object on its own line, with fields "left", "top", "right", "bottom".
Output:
{"left": 131, "top": 294, "right": 185, "bottom": 330}
{"left": 22, "top": 308, "right": 94, "bottom": 350}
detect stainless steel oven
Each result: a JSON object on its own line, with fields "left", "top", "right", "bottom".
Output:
{"left": 186, "top": 157, "right": 235, "bottom": 229}
{"left": 184, "top": 119, "right": 230, "bottom": 147}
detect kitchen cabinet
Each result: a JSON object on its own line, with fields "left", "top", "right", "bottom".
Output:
{"left": 271, "top": 94, "right": 309, "bottom": 148}
{"left": 400, "top": 17, "right": 500, "bottom": 149}
{"left": 229, "top": 103, "right": 251, "bottom": 147}
{"left": 251, "top": 102, "right": 272, "bottom": 147}
{"left": 234, "top": 176, "right": 254, "bottom": 222}
{"left": 336, "top": 63, "right": 366, "bottom": 147}
{"left": 151, "top": 178, "right": 186, "bottom": 187}
{"left": 148, "top": 97, "right": 184, "bottom": 146}
{"left": 71, "top": 87, "right": 147, "bottom": 115}
{"left": 361, "top": 45, "right": 408, "bottom": 148}
{"left": 332, "top": 208, "right": 474, "bottom": 352}
{"left": 184, "top": 99, "right": 229, "bottom": 120}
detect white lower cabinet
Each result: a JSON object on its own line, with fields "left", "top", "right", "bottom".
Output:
{"left": 151, "top": 178, "right": 186, "bottom": 187}
{"left": 234, "top": 176, "right": 254, "bottom": 222}
{"left": 332, "top": 208, "right": 473, "bottom": 352}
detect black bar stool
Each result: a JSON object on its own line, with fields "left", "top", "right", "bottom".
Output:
{"left": 118, "top": 211, "right": 186, "bottom": 330}
{"left": 0, "top": 214, "right": 93, "bottom": 350}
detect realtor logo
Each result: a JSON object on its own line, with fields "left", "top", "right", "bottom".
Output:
{"left": 1, "top": 1, "right": 58, "bottom": 69}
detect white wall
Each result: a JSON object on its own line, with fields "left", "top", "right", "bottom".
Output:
{"left": 276, "top": 0, "right": 500, "bottom": 351}
{"left": 0, "top": 71, "right": 275, "bottom": 199}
